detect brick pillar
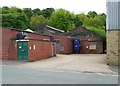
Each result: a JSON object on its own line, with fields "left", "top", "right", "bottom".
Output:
{"left": 107, "top": 30, "right": 120, "bottom": 65}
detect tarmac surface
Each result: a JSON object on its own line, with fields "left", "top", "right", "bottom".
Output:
{"left": 1, "top": 54, "right": 118, "bottom": 75}
{"left": 2, "top": 65, "right": 118, "bottom": 84}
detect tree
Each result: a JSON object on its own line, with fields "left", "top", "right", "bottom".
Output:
{"left": 88, "top": 26, "right": 106, "bottom": 37}
{"left": 99, "top": 13, "right": 106, "bottom": 28}
{"left": 23, "top": 8, "right": 33, "bottom": 20}
{"left": 77, "top": 13, "right": 87, "bottom": 22}
{"left": 1, "top": 6, "right": 106, "bottom": 37}
{"left": 49, "top": 9, "right": 75, "bottom": 32}
{"left": 87, "top": 11, "right": 97, "bottom": 18}
{"left": 83, "top": 12, "right": 106, "bottom": 37}
{"left": 2, "top": 6, "right": 10, "bottom": 14}
{"left": 16, "top": 13, "right": 30, "bottom": 29}
{"left": 9, "top": 6, "right": 22, "bottom": 13}
{"left": 73, "top": 15, "right": 83, "bottom": 27}
{"left": 30, "top": 15, "right": 46, "bottom": 30}
{"left": 2, "top": 12, "right": 29, "bottom": 29}
{"left": 83, "top": 17, "right": 93, "bottom": 27}
{"left": 41, "top": 8, "right": 55, "bottom": 18}
{"left": 32, "top": 8, "right": 42, "bottom": 15}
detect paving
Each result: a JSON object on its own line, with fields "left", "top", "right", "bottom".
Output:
{"left": 1, "top": 54, "right": 118, "bottom": 75}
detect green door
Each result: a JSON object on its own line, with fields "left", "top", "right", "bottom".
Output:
{"left": 18, "top": 41, "right": 28, "bottom": 60}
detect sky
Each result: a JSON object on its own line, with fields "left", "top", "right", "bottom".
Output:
{"left": 0, "top": 0, "right": 106, "bottom": 14}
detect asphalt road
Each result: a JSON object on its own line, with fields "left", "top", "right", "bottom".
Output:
{"left": 1, "top": 65, "right": 118, "bottom": 84}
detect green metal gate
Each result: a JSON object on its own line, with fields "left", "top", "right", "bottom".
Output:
{"left": 18, "top": 41, "right": 28, "bottom": 60}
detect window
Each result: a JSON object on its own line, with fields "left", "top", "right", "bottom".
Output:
{"left": 89, "top": 42, "right": 96, "bottom": 50}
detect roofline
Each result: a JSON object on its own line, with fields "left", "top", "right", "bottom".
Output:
{"left": 47, "top": 25, "right": 64, "bottom": 33}
{"left": 84, "top": 27, "right": 106, "bottom": 38}
{"left": 70, "top": 26, "right": 106, "bottom": 38}
{"left": 10, "top": 28, "right": 51, "bottom": 37}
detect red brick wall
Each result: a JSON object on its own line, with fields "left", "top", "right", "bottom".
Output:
{"left": 28, "top": 40, "right": 55, "bottom": 61}
{"left": 11, "top": 30, "right": 21, "bottom": 39}
{"left": 80, "top": 40, "right": 103, "bottom": 54}
{"left": 1, "top": 28, "right": 54, "bottom": 60}
{"left": 53, "top": 36, "right": 73, "bottom": 54}
{"left": 0, "top": 28, "right": 21, "bottom": 60}
{"left": 96, "top": 41, "right": 103, "bottom": 53}
{"left": 6, "top": 40, "right": 56, "bottom": 61}
{"left": 8, "top": 40, "right": 18, "bottom": 60}
{"left": 28, "top": 33, "right": 50, "bottom": 40}
{"left": 80, "top": 40, "right": 90, "bottom": 53}
{"left": 1, "top": 28, "right": 12, "bottom": 59}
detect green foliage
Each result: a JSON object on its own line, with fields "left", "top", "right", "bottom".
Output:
{"left": 2, "top": 6, "right": 10, "bottom": 14}
{"left": 1, "top": 6, "right": 106, "bottom": 37}
{"left": 76, "top": 13, "right": 87, "bottom": 22}
{"left": 9, "top": 7, "right": 22, "bottom": 13}
{"left": 2, "top": 13, "right": 29, "bottom": 29}
{"left": 30, "top": 15, "right": 46, "bottom": 31}
{"left": 49, "top": 9, "right": 75, "bottom": 32}
{"left": 23, "top": 8, "right": 33, "bottom": 20}
{"left": 41, "top": 8, "right": 55, "bottom": 18}
{"left": 87, "top": 27, "right": 106, "bottom": 37}
{"left": 32, "top": 8, "right": 41, "bottom": 15}
{"left": 16, "top": 13, "right": 30, "bottom": 29}
{"left": 83, "top": 12, "right": 106, "bottom": 37}
{"left": 73, "top": 15, "right": 83, "bottom": 27}
{"left": 2, "top": 13, "right": 18, "bottom": 28}
{"left": 87, "top": 11, "right": 97, "bottom": 18}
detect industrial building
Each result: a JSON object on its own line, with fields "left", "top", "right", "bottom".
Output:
{"left": 67, "top": 27, "right": 105, "bottom": 54}
{"left": 1, "top": 27, "right": 56, "bottom": 61}
{"left": 37, "top": 24, "right": 73, "bottom": 54}
{"left": 106, "top": 0, "right": 120, "bottom": 65}
{"left": 1, "top": 24, "right": 105, "bottom": 61}
{"left": 37, "top": 24, "right": 105, "bottom": 54}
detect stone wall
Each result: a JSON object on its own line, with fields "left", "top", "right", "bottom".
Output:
{"left": 107, "top": 30, "right": 120, "bottom": 65}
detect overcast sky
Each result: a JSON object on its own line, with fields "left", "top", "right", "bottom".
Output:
{"left": 0, "top": 0, "right": 106, "bottom": 14}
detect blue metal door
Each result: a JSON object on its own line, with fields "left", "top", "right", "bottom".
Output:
{"left": 73, "top": 39, "right": 80, "bottom": 53}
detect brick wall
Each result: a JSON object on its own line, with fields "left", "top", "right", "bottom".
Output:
{"left": 1, "top": 28, "right": 21, "bottom": 60}
{"left": 1, "top": 28, "right": 12, "bottom": 59}
{"left": 28, "top": 33, "right": 50, "bottom": 40}
{"left": 29, "top": 40, "right": 55, "bottom": 61}
{"left": 1, "top": 28, "right": 55, "bottom": 61}
{"left": 80, "top": 40, "right": 89, "bottom": 53}
{"left": 76, "top": 39, "right": 103, "bottom": 54}
{"left": 53, "top": 36, "right": 73, "bottom": 54}
{"left": 107, "top": 30, "right": 120, "bottom": 65}
{"left": 8, "top": 40, "right": 18, "bottom": 60}
{"left": 6, "top": 40, "right": 56, "bottom": 61}
{"left": 96, "top": 41, "right": 103, "bottom": 53}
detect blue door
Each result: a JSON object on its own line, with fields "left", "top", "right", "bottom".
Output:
{"left": 73, "top": 39, "right": 80, "bottom": 53}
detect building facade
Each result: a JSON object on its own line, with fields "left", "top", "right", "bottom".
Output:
{"left": 1, "top": 27, "right": 56, "bottom": 61}
{"left": 67, "top": 27, "right": 104, "bottom": 54}
{"left": 37, "top": 24, "right": 73, "bottom": 54}
{"left": 106, "top": 0, "right": 120, "bottom": 65}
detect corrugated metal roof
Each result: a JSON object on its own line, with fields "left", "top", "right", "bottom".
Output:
{"left": 106, "top": 0, "right": 120, "bottom": 30}
{"left": 47, "top": 25, "right": 64, "bottom": 32}
{"left": 107, "top": 0, "right": 120, "bottom": 2}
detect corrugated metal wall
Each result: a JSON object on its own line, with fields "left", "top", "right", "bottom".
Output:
{"left": 106, "top": 0, "right": 120, "bottom": 30}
